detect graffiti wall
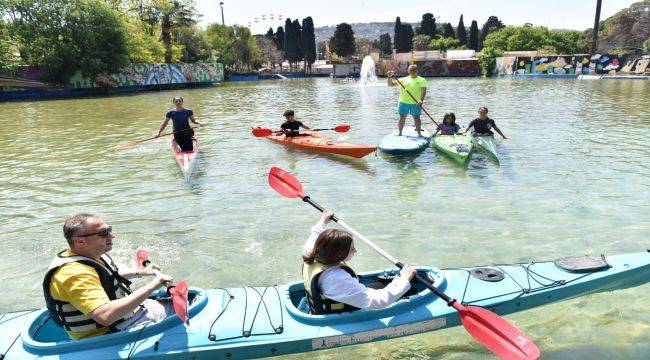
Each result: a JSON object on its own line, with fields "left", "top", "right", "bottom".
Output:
{"left": 67, "top": 63, "right": 224, "bottom": 89}
{"left": 379, "top": 59, "right": 482, "bottom": 77}
{"left": 494, "top": 54, "right": 650, "bottom": 76}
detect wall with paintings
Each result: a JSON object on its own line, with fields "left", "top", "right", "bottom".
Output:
{"left": 494, "top": 54, "right": 650, "bottom": 76}
{"left": 378, "top": 59, "right": 482, "bottom": 77}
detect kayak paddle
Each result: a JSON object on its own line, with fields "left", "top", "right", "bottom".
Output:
{"left": 112, "top": 126, "right": 200, "bottom": 151}
{"left": 251, "top": 125, "right": 350, "bottom": 137}
{"left": 136, "top": 250, "right": 190, "bottom": 325}
{"left": 267, "top": 167, "right": 541, "bottom": 360}
{"left": 390, "top": 75, "right": 439, "bottom": 127}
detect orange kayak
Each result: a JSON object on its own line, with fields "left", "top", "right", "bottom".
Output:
{"left": 265, "top": 133, "right": 376, "bottom": 158}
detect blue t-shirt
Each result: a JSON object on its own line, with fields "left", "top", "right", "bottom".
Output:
{"left": 166, "top": 108, "right": 193, "bottom": 132}
{"left": 438, "top": 123, "right": 460, "bottom": 134}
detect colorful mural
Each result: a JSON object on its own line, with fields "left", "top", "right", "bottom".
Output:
{"left": 67, "top": 63, "right": 224, "bottom": 89}
{"left": 494, "top": 54, "right": 650, "bottom": 77}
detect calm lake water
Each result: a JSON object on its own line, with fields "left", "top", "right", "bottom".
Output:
{"left": 1, "top": 77, "right": 648, "bottom": 359}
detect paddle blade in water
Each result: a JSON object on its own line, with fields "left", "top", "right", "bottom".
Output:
{"left": 268, "top": 167, "right": 304, "bottom": 199}
{"left": 252, "top": 128, "right": 273, "bottom": 137}
{"left": 334, "top": 125, "right": 351, "bottom": 133}
{"left": 452, "top": 302, "right": 540, "bottom": 360}
{"left": 136, "top": 249, "right": 149, "bottom": 267}
{"left": 169, "top": 280, "right": 190, "bottom": 325}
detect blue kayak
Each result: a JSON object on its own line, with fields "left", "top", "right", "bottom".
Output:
{"left": 1, "top": 251, "right": 648, "bottom": 359}
{"left": 378, "top": 126, "right": 431, "bottom": 154}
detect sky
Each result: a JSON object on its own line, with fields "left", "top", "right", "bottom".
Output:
{"left": 196, "top": 0, "right": 642, "bottom": 35}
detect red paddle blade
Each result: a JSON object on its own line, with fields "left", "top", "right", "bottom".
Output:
{"left": 169, "top": 280, "right": 189, "bottom": 324}
{"left": 252, "top": 128, "right": 273, "bottom": 137}
{"left": 453, "top": 303, "right": 540, "bottom": 360}
{"left": 334, "top": 125, "right": 350, "bottom": 133}
{"left": 268, "top": 167, "right": 304, "bottom": 198}
{"left": 136, "top": 250, "right": 148, "bottom": 268}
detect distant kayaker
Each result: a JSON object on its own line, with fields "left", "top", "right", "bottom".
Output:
{"left": 434, "top": 112, "right": 461, "bottom": 135}
{"left": 463, "top": 107, "right": 507, "bottom": 139}
{"left": 386, "top": 65, "right": 428, "bottom": 137}
{"left": 43, "top": 214, "right": 175, "bottom": 340}
{"left": 157, "top": 96, "right": 204, "bottom": 151}
{"left": 302, "top": 211, "right": 417, "bottom": 314}
{"left": 278, "top": 109, "right": 311, "bottom": 137}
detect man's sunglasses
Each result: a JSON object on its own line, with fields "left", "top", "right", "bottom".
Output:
{"left": 76, "top": 226, "right": 112, "bottom": 238}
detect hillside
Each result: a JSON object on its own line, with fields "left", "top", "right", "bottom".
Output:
{"left": 595, "top": 0, "right": 650, "bottom": 52}
{"left": 314, "top": 22, "right": 419, "bottom": 41}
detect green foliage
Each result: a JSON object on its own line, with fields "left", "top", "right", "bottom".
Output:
{"left": 477, "top": 46, "right": 503, "bottom": 77}
{"left": 283, "top": 18, "right": 300, "bottom": 64}
{"left": 275, "top": 26, "right": 284, "bottom": 51}
{"left": 204, "top": 24, "right": 260, "bottom": 71}
{"left": 292, "top": 19, "right": 303, "bottom": 62}
{"left": 401, "top": 24, "right": 414, "bottom": 53}
{"left": 413, "top": 35, "right": 431, "bottom": 51}
{"left": 468, "top": 20, "right": 479, "bottom": 51}
{"left": 443, "top": 23, "right": 455, "bottom": 38}
{"left": 123, "top": 18, "right": 166, "bottom": 63}
{"left": 330, "top": 23, "right": 355, "bottom": 57}
{"left": 0, "top": 20, "right": 20, "bottom": 74}
{"left": 482, "top": 26, "right": 588, "bottom": 54}
{"left": 427, "top": 37, "right": 461, "bottom": 51}
{"left": 393, "top": 17, "right": 404, "bottom": 52}
{"left": 377, "top": 33, "right": 392, "bottom": 56}
{"left": 420, "top": 13, "right": 436, "bottom": 38}
{"left": 456, "top": 15, "right": 467, "bottom": 46}
{"left": 302, "top": 17, "right": 316, "bottom": 68}
{"left": 3, "top": 0, "right": 129, "bottom": 84}
{"left": 479, "top": 16, "right": 505, "bottom": 49}
{"left": 174, "top": 25, "right": 211, "bottom": 62}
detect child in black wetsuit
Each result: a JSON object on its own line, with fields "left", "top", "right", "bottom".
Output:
{"left": 463, "top": 106, "right": 507, "bottom": 139}
{"left": 278, "top": 110, "right": 311, "bottom": 137}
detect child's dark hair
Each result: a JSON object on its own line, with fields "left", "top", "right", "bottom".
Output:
{"left": 283, "top": 110, "right": 295, "bottom": 117}
{"left": 479, "top": 106, "right": 488, "bottom": 113}
{"left": 303, "top": 229, "right": 353, "bottom": 265}
{"left": 443, "top": 112, "right": 456, "bottom": 125}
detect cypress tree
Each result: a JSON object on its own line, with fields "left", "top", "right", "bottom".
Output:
{"left": 265, "top": 27, "right": 274, "bottom": 39}
{"left": 443, "top": 23, "right": 455, "bottom": 38}
{"left": 402, "top": 24, "right": 414, "bottom": 52}
{"left": 329, "top": 23, "right": 355, "bottom": 57}
{"left": 468, "top": 20, "right": 479, "bottom": 51}
{"left": 292, "top": 19, "right": 303, "bottom": 64}
{"left": 393, "top": 17, "right": 403, "bottom": 53}
{"left": 420, "top": 13, "right": 436, "bottom": 38}
{"left": 275, "top": 26, "right": 285, "bottom": 51}
{"left": 378, "top": 33, "right": 392, "bottom": 56}
{"left": 302, "top": 17, "right": 316, "bottom": 72}
{"left": 283, "top": 18, "right": 297, "bottom": 70}
{"left": 456, "top": 15, "right": 467, "bottom": 46}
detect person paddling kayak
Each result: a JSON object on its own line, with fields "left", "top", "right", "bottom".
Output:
{"left": 386, "top": 65, "right": 428, "bottom": 137}
{"left": 434, "top": 112, "right": 461, "bottom": 135}
{"left": 463, "top": 106, "right": 507, "bottom": 139}
{"left": 278, "top": 110, "right": 311, "bottom": 137}
{"left": 157, "top": 96, "right": 204, "bottom": 151}
{"left": 302, "top": 211, "right": 416, "bottom": 314}
{"left": 43, "top": 214, "right": 175, "bottom": 340}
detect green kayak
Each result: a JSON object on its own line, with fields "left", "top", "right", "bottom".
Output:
{"left": 432, "top": 133, "right": 474, "bottom": 165}
{"left": 473, "top": 134, "right": 499, "bottom": 164}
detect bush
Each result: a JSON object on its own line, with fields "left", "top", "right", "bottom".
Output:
{"left": 478, "top": 46, "right": 503, "bottom": 77}
{"left": 428, "top": 37, "right": 461, "bottom": 51}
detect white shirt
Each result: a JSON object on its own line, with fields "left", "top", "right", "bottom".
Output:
{"left": 302, "top": 220, "right": 412, "bottom": 309}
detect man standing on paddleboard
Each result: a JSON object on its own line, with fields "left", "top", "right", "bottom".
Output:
{"left": 157, "top": 96, "right": 204, "bottom": 151}
{"left": 386, "top": 65, "right": 428, "bottom": 137}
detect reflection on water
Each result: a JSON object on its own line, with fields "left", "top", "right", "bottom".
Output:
{"left": 1, "top": 78, "right": 648, "bottom": 358}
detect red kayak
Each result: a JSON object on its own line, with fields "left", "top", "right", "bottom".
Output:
{"left": 171, "top": 137, "right": 199, "bottom": 174}
{"left": 265, "top": 133, "right": 376, "bottom": 158}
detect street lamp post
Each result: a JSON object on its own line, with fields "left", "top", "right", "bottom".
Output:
{"left": 590, "top": 0, "right": 602, "bottom": 56}
{"left": 220, "top": 2, "right": 225, "bottom": 26}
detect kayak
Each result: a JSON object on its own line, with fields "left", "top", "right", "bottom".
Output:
{"left": 171, "top": 137, "right": 199, "bottom": 175}
{"left": 265, "top": 133, "right": 376, "bottom": 158}
{"left": 473, "top": 134, "right": 499, "bottom": 163}
{"left": 2, "top": 251, "right": 647, "bottom": 359}
{"left": 378, "top": 126, "right": 431, "bottom": 154}
{"left": 432, "top": 133, "right": 474, "bottom": 165}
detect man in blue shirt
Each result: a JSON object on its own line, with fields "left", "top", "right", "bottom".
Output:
{"left": 157, "top": 97, "right": 204, "bottom": 151}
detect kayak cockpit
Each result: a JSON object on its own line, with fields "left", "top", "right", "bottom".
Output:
{"left": 21, "top": 287, "right": 207, "bottom": 354}
{"left": 285, "top": 267, "right": 446, "bottom": 324}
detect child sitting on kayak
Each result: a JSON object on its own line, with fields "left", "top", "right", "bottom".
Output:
{"left": 302, "top": 211, "right": 416, "bottom": 315}
{"left": 434, "top": 112, "right": 461, "bottom": 135}
{"left": 463, "top": 107, "right": 507, "bottom": 139}
{"left": 279, "top": 110, "right": 311, "bottom": 137}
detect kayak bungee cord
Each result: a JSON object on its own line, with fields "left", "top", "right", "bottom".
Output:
{"left": 126, "top": 321, "right": 152, "bottom": 360}
{"left": 0, "top": 309, "right": 39, "bottom": 359}
{"left": 207, "top": 286, "right": 284, "bottom": 342}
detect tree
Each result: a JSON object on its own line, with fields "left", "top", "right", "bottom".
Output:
{"left": 428, "top": 37, "right": 461, "bottom": 51}
{"left": 329, "top": 23, "right": 355, "bottom": 57}
{"left": 402, "top": 24, "right": 414, "bottom": 52}
{"left": 205, "top": 24, "right": 260, "bottom": 71}
{"left": 174, "top": 24, "right": 210, "bottom": 62}
{"left": 479, "top": 16, "right": 505, "bottom": 49}
{"left": 645, "top": 37, "right": 650, "bottom": 54}
{"left": 275, "top": 26, "right": 284, "bottom": 51}
{"left": 3, "top": 0, "right": 129, "bottom": 84}
{"left": 158, "top": 0, "right": 198, "bottom": 63}
{"left": 283, "top": 18, "right": 299, "bottom": 70}
{"left": 0, "top": 20, "right": 20, "bottom": 74}
{"left": 468, "top": 20, "right": 479, "bottom": 51}
{"left": 378, "top": 33, "right": 392, "bottom": 56}
{"left": 292, "top": 19, "right": 303, "bottom": 63}
{"left": 265, "top": 27, "right": 274, "bottom": 39}
{"left": 354, "top": 36, "right": 372, "bottom": 57}
{"left": 420, "top": 13, "right": 437, "bottom": 38}
{"left": 443, "top": 23, "right": 455, "bottom": 38}
{"left": 456, "top": 15, "right": 467, "bottom": 47}
{"left": 301, "top": 17, "right": 316, "bottom": 72}
{"left": 394, "top": 17, "right": 404, "bottom": 52}
{"left": 256, "top": 36, "right": 283, "bottom": 70}
{"left": 413, "top": 35, "right": 431, "bottom": 51}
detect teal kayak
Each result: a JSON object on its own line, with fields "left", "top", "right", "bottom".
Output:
{"left": 378, "top": 126, "right": 431, "bottom": 154}
{"left": 432, "top": 133, "right": 474, "bottom": 164}
{"left": 1, "top": 251, "right": 648, "bottom": 359}
{"left": 473, "top": 134, "right": 499, "bottom": 163}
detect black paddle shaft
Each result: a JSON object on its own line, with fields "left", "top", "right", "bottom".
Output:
{"left": 301, "top": 196, "right": 456, "bottom": 305}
